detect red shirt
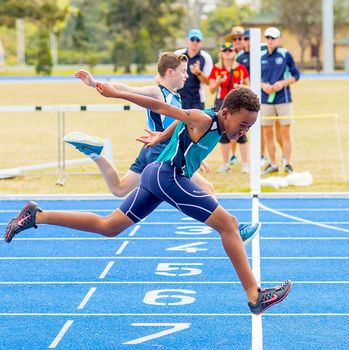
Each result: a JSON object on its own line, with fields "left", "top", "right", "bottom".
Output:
{"left": 209, "top": 64, "right": 249, "bottom": 99}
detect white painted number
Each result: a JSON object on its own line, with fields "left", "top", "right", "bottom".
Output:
{"left": 166, "top": 242, "right": 207, "bottom": 253}
{"left": 123, "top": 323, "right": 191, "bottom": 345}
{"left": 143, "top": 289, "right": 196, "bottom": 306}
{"left": 175, "top": 225, "right": 212, "bottom": 235}
{"left": 155, "top": 263, "right": 203, "bottom": 277}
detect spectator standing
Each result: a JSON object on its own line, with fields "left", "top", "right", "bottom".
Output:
{"left": 175, "top": 29, "right": 213, "bottom": 109}
{"left": 224, "top": 26, "right": 246, "bottom": 167}
{"left": 209, "top": 42, "right": 250, "bottom": 173}
{"left": 237, "top": 29, "right": 269, "bottom": 167}
{"left": 261, "top": 27, "right": 300, "bottom": 175}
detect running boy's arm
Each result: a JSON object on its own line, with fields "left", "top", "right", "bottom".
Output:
{"left": 75, "top": 69, "right": 161, "bottom": 99}
{"left": 96, "top": 82, "right": 211, "bottom": 130}
{"left": 137, "top": 121, "right": 180, "bottom": 147}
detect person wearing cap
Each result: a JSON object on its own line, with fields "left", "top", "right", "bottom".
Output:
{"left": 175, "top": 29, "right": 213, "bottom": 110}
{"left": 225, "top": 26, "right": 245, "bottom": 55}
{"left": 209, "top": 42, "right": 250, "bottom": 174}
{"left": 260, "top": 26, "right": 300, "bottom": 175}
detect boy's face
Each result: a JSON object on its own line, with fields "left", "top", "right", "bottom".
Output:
{"left": 170, "top": 61, "right": 188, "bottom": 90}
{"left": 223, "top": 108, "right": 257, "bottom": 140}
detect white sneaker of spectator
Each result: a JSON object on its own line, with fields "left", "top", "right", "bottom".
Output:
{"left": 218, "top": 163, "right": 230, "bottom": 173}
{"left": 241, "top": 163, "right": 250, "bottom": 173}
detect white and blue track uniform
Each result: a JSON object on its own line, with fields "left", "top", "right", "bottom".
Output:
{"left": 120, "top": 109, "right": 221, "bottom": 223}
{"left": 129, "top": 85, "right": 182, "bottom": 173}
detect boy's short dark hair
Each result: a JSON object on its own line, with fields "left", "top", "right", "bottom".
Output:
{"left": 158, "top": 52, "right": 188, "bottom": 77}
{"left": 221, "top": 88, "right": 260, "bottom": 113}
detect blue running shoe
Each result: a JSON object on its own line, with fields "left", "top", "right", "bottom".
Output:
{"left": 248, "top": 280, "right": 292, "bottom": 315}
{"left": 64, "top": 132, "right": 104, "bottom": 160}
{"left": 4, "top": 201, "right": 42, "bottom": 243}
{"left": 239, "top": 223, "right": 261, "bottom": 246}
{"left": 229, "top": 154, "right": 238, "bottom": 165}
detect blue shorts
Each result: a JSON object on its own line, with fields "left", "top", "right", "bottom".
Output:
{"left": 120, "top": 162, "right": 219, "bottom": 223}
{"left": 129, "top": 144, "right": 167, "bottom": 174}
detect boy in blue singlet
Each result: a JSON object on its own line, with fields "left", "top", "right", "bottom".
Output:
{"left": 67, "top": 52, "right": 214, "bottom": 197}
{"left": 4, "top": 86, "right": 291, "bottom": 315}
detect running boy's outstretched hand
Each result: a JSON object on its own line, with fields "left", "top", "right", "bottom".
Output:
{"left": 75, "top": 69, "right": 97, "bottom": 88}
{"left": 136, "top": 129, "right": 162, "bottom": 148}
{"left": 96, "top": 81, "right": 120, "bottom": 98}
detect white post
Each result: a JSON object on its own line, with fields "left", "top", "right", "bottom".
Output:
{"left": 249, "top": 28, "right": 261, "bottom": 196}
{"left": 104, "top": 138, "right": 115, "bottom": 165}
{"left": 16, "top": 18, "right": 25, "bottom": 66}
{"left": 50, "top": 32, "right": 58, "bottom": 66}
{"left": 322, "top": 0, "right": 334, "bottom": 73}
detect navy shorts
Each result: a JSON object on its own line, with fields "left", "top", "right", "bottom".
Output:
{"left": 129, "top": 144, "right": 167, "bottom": 173}
{"left": 120, "top": 162, "right": 219, "bottom": 223}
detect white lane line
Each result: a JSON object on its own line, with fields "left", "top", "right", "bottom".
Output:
{"left": 259, "top": 202, "right": 349, "bottom": 233}
{"left": 128, "top": 225, "right": 141, "bottom": 236}
{"left": 76, "top": 287, "right": 96, "bottom": 310}
{"left": 8, "top": 236, "right": 349, "bottom": 241}
{"left": 2, "top": 207, "right": 349, "bottom": 213}
{"left": 251, "top": 197, "right": 263, "bottom": 350}
{"left": 2, "top": 312, "right": 348, "bottom": 317}
{"left": 98, "top": 261, "right": 115, "bottom": 279}
{"left": 48, "top": 320, "right": 73, "bottom": 348}
{"left": 115, "top": 241, "right": 129, "bottom": 255}
{"left": 1, "top": 280, "right": 347, "bottom": 285}
{"left": 1, "top": 256, "right": 349, "bottom": 260}
{"left": 2, "top": 221, "right": 349, "bottom": 226}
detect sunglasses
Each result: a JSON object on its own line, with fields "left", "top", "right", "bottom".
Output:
{"left": 265, "top": 36, "right": 276, "bottom": 40}
{"left": 233, "top": 37, "right": 242, "bottom": 41}
{"left": 221, "top": 48, "right": 234, "bottom": 53}
{"left": 190, "top": 37, "right": 201, "bottom": 42}
{"left": 243, "top": 37, "right": 250, "bottom": 41}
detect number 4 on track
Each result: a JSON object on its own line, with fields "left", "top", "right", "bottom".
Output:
{"left": 123, "top": 323, "right": 191, "bottom": 345}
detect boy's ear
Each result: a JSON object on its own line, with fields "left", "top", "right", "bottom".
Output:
{"left": 221, "top": 107, "right": 229, "bottom": 120}
{"left": 166, "top": 68, "right": 174, "bottom": 77}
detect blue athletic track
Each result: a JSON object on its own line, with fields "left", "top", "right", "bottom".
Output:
{"left": 0, "top": 196, "right": 348, "bottom": 349}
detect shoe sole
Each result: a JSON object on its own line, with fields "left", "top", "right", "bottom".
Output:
{"left": 255, "top": 281, "right": 292, "bottom": 316}
{"left": 4, "top": 202, "right": 33, "bottom": 243}
{"left": 64, "top": 132, "right": 104, "bottom": 147}
{"left": 243, "top": 222, "right": 262, "bottom": 246}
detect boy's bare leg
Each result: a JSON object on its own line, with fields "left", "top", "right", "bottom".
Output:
{"left": 191, "top": 172, "right": 215, "bottom": 197}
{"left": 204, "top": 205, "right": 259, "bottom": 303}
{"left": 94, "top": 156, "right": 141, "bottom": 197}
{"left": 36, "top": 208, "right": 134, "bottom": 237}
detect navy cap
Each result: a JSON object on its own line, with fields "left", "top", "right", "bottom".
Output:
{"left": 243, "top": 29, "right": 250, "bottom": 38}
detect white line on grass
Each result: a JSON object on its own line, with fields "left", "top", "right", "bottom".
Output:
{"left": 77, "top": 287, "right": 96, "bottom": 309}
{"left": 48, "top": 320, "right": 73, "bottom": 348}
{"left": 99, "top": 262, "right": 115, "bottom": 279}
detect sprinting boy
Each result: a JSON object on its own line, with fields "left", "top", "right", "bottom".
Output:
{"left": 5, "top": 86, "right": 291, "bottom": 315}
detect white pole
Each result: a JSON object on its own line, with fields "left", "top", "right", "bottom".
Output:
{"left": 16, "top": 18, "right": 25, "bottom": 66}
{"left": 249, "top": 28, "right": 261, "bottom": 195}
{"left": 322, "top": 0, "right": 334, "bottom": 73}
{"left": 50, "top": 32, "right": 58, "bottom": 66}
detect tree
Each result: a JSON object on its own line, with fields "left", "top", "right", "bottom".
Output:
{"left": 262, "top": 0, "right": 349, "bottom": 69}
{"left": 106, "top": 0, "right": 184, "bottom": 73}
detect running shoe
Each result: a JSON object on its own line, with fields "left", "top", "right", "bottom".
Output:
{"left": 4, "top": 201, "right": 42, "bottom": 243}
{"left": 229, "top": 154, "right": 238, "bottom": 165}
{"left": 284, "top": 164, "right": 294, "bottom": 174}
{"left": 239, "top": 222, "right": 261, "bottom": 246}
{"left": 64, "top": 132, "right": 104, "bottom": 160}
{"left": 262, "top": 164, "right": 279, "bottom": 175}
{"left": 218, "top": 163, "right": 230, "bottom": 173}
{"left": 248, "top": 280, "right": 292, "bottom": 315}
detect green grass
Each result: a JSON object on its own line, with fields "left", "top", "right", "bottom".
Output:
{"left": 0, "top": 78, "right": 348, "bottom": 194}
